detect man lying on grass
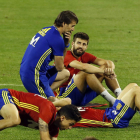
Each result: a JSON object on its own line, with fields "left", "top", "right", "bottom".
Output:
{"left": 74, "top": 83, "right": 139, "bottom": 128}
{"left": 0, "top": 89, "right": 81, "bottom": 140}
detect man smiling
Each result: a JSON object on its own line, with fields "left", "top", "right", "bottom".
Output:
{"left": 58, "top": 32, "right": 121, "bottom": 106}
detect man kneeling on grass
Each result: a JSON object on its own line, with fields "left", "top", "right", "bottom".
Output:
{"left": 0, "top": 89, "right": 81, "bottom": 140}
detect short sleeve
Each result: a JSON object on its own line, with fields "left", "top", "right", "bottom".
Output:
{"left": 39, "top": 101, "right": 56, "bottom": 124}
{"left": 81, "top": 52, "right": 97, "bottom": 63}
{"left": 64, "top": 51, "right": 79, "bottom": 67}
{"left": 49, "top": 31, "right": 65, "bottom": 56}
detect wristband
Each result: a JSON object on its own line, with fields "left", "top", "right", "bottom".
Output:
{"left": 46, "top": 66, "right": 58, "bottom": 79}
{"left": 65, "top": 43, "right": 70, "bottom": 48}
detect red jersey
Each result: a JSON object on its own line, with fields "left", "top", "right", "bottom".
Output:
{"left": 8, "top": 89, "right": 59, "bottom": 137}
{"left": 62, "top": 51, "right": 97, "bottom": 87}
{"left": 73, "top": 107, "right": 113, "bottom": 128}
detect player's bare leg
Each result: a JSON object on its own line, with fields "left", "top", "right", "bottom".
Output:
{"left": 104, "top": 75, "right": 121, "bottom": 97}
{"left": 96, "top": 65, "right": 121, "bottom": 97}
{"left": 74, "top": 71, "right": 104, "bottom": 94}
{"left": 117, "top": 83, "right": 140, "bottom": 110}
{"left": 74, "top": 71, "right": 116, "bottom": 104}
{"left": 50, "top": 69, "right": 70, "bottom": 91}
{"left": 0, "top": 103, "right": 21, "bottom": 130}
{"left": 117, "top": 83, "right": 138, "bottom": 99}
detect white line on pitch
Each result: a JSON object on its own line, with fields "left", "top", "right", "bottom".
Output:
{"left": 0, "top": 84, "right": 110, "bottom": 91}
{"left": 0, "top": 84, "right": 23, "bottom": 86}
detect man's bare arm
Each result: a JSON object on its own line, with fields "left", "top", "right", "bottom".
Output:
{"left": 52, "top": 98, "right": 71, "bottom": 107}
{"left": 69, "top": 59, "right": 115, "bottom": 76}
{"left": 93, "top": 58, "right": 115, "bottom": 69}
{"left": 69, "top": 60, "right": 104, "bottom": 74}
{"left": 54, "top": 56, "right": 64, "bottom": 71}
{"left": 39, "top": 118, "right": 51, "bottom": 140}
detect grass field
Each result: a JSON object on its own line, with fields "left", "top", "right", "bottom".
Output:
{"left": 0, "top": 0, "right": 140, "bottom": 139}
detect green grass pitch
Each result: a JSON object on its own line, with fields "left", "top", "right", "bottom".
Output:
{"left": 0, "top": 0, "right": 140, "bottom": 139}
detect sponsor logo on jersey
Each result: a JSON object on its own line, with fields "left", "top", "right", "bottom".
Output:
{"left": 116, "top": 103, "right": 122, "bottom": 110}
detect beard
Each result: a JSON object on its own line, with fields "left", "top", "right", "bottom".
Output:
{"left": 73, "top": 47, "right": 85, "bottom": 57}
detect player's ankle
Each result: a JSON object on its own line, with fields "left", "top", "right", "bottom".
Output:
{"left": 114, "top": 88, "right": 122, "bottom": 97}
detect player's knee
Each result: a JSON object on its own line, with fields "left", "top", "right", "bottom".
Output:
{"left": 128, "top": 83, "right": 138, "bottom": 89}
{"left": 128, "top": 85, "right": 140, "bottom": 98}
{"left": 76, "top": 71, "right": 88, "bottom": 78}
{"left": 63, "top": 69, "right": 70, "bottom": 79}
{"left": 5, "top": 117, "right": 21, "bottom": 128}
{"left": 11, "top": 117, "right": 21, "bottom": 126}
{"left": 132, "top": 86, "right": 140, "bottom": 94}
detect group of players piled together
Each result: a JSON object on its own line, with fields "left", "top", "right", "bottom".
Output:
{"left": 0, "top": 10, "right": 140, "bottom": 140}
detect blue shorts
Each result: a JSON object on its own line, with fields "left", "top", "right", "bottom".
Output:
{"left": 20, "top": 66, "right": 57, "bottom": 98}
{"left": 58, "top": 77, "right": 98, "bottom": 106}
{"left": 105, "top": 99, "right": 136, "bottom": 128}
{"left": 0, "top": 89, "right": 15, "bottom": 120}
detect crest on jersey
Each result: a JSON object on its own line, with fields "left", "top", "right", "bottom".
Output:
{"left": 68, "top": 80, "right": 72, "bottom": 86}
{"left": 116, "top": 103, "right": 122, "bottom": 110}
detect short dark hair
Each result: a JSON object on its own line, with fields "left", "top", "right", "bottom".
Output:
{"left": 73, "top": 32, "right": 89, "bottom": 44}
{"left": 57, "top": 104, "right": 81, "bottom": 122}
{"left": 54, "top": 10, "right": 78, "bottom": 27}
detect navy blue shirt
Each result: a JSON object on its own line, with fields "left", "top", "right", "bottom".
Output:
{"left": 20, "top": 25, "right": 65, "bottom": 79}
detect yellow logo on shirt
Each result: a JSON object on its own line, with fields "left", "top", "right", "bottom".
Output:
{"left": 116, "top": 103, "right": 122, "bottom": 110}
{"left": 38, "top": 28, "right": 51, "bottom": 37}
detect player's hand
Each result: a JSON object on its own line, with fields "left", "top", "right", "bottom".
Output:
{"left": 63, "top": 31, "right": 72, "bottom": 46}
{"left": 104, "top": 68, "right": 116, "bottom": 79}
{"left": 104, "top": 68, "right": 113, "bottom": 75}
{"left": 106, "top": 73, "right": 117, "bottom": 79}
{"left": 56, "top": 107, "right": 61, "bottom": 111}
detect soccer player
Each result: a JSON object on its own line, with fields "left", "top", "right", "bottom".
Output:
{"left": 58, "top": 32, "right": 121, "bottom": 106}
{"left": 74, "top": 83, "right": 139, "bottom": 128}
{"left": 20, "top": 10, "right": 78, "bottom": 101}
{"left": 0, "top": 89, "right": 81, "bottom": 140}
